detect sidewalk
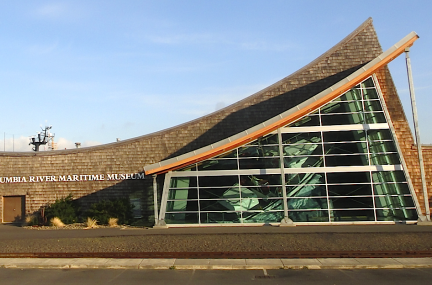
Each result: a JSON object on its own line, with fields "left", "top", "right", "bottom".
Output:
{"left": 1, "top": 257, "right": 432, "bottom": 270}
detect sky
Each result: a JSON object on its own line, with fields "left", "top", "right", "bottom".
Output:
{"left": 1, "top": 0, "right": 431, "bottom": 152}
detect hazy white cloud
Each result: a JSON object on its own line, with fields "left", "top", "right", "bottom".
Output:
{"left": 34, "top": 3, "right": 67, "bottom": 18}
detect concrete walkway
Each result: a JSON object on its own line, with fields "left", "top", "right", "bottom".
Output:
{"left": 1, "top": 257, "right": 432, "bottom": 270}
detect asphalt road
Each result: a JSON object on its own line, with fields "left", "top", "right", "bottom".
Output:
{"left": 1, "top": 268, "right": 432, "bottom": 285}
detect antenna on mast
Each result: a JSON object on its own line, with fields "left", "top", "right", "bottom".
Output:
{"left": 29, "top": 126, "right": 55, "bottom": 151}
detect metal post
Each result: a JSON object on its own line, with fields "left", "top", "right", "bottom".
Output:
{"left": 277, "top": 128, "right": 295, "bottom": 226}
{"left": 153, "top": 175, "right": 159, "bottom": 225}
{"left": 405, "top": 47, "right": 430, "bottom": 221}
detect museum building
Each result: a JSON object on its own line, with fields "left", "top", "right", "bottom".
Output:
{"left": 1, "top": 18, "right": 431, "bottom": 226}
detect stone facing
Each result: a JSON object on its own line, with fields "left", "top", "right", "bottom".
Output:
{"left": 1, "top": 18, "right": 429, "bottom": 223}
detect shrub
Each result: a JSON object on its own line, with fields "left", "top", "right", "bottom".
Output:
{"left": 86, "top": 197, "right": 134, "bottom": 225}
{"left": 25, "top": 214, "right": 39, "bottom": 226}
{"left": 108, "top": 217, "right": 119, "bottom": 227}
{"left": 85, "top": 217, "right": 98, "bottom": 229}
{"left": 50, "top": 217, "right": 65, "bottom": 227}
{"left": 44, "top": 194, "right": 80, "bottom": 225}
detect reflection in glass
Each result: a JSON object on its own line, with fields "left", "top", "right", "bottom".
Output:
{"left": 288, "top": 198, "right": 328, "bottom": 209}
{"left": 376, "top": 209, "right": 417, "bottom": 221}
{"left": 323, "top": 130, "right": 365, "bottom": 142}
{"left": 238, "top": 145, "right": 279, "bottom": 157}
{"left": 239, "top": 158, "right": 280, "bottom": 169}
{"left": 327, "top": 172, "right": 371, "bottom": 184}
{"left": 287, "top": 185, "right": 327, "bottom": 197}
{"left": 363, "top": 100, "right": 382, "bottom": 112}
{"left": 373, "top": 183, "right": 410, "bottom": 195}
{"left": 284, "top": 144, "right": 322, "bottom": 156}
{"left": 286, "top": 172, "right": 325, "bottom": 185}
{"left": 331, "top": 210, "right": 375, "bottom": 221}
{"left": 321, "top": 101, "right": 362, "bottom": 114}
{"left": 290, "top": 115, "right": 320, "bottom": 127}
{"left": 284, "top": 156, "right": 324, "bottom": 168}
{"left": 198, "top": 159, "right": 238, "bottom": 171}
{"left": 321, "top": 113, "right": 364, "bottom": 125}
{"left": 374, "top": 196, "right": 415, "bottom": 208}
{"left": 325, "top": 154, "right": 369, "bottom": 167}
{"left": 289, "top": 210, "right": 329, "bottom": 222}
{"left": 324, "top": 142, "right": 368, "bottom": 154}
{"left": 372, "top": 171, "right": 406, "bottom": 183}
{"left": 282, "top": 132, "right": 321, "bottom": 144}
{"left": 330, "top": 197, "right": 374, "bottom": 209}
{"left": 370, "top": 153, "right": 401, "bottom": 165}
{"left": 328, "top": 184, "right": 372, "bottom": 196}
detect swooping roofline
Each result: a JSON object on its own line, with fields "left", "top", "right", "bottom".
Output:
{"left": 145, "top": 32, "right": 418, "bottom": 175}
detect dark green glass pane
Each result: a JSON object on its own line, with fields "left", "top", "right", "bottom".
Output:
{"left": 324, "top": 142, "right": 368, "bottom": 154}
{"left": 200, "top": 212, "right": 241, "bottom": 223}
{"left": 365, "top": 112, "right": 386, "bottom": 124}
{"left": 363, "top": 88, "right": 379, "bottom": 99}
{"left": 321, "top": 101, "right": 363, "bottom": 114}
{"left": 338, "top": 89, "right": 362, "bottom": 101}
{"left": 239, "top": 158, "right": 280, "bottom": 169}
{"left": 166, "top": 200, "right": 198, "bottom": 212}
{"left": 373, "top": 183, "right": 410, "bottom": 195}
{"left": 360, "top": 78, "right": 375, "bottom": 88}
{"left": 199, "top": 187, "right": 240, "bottom": 199}
{"left": 289, "top": 115, "right": 320, "bottom": 127}
{"left": 255, "top": 134, "right": 279, "bottom": 145}
{"left": 168, "top": 188, "right": 197, "bottom": 200}
{"left": 370, "top": 153, "right": 401, "bottom": 165}
{"left": 286, "top": 172, "right": 325, "bottom": 185}
{"left": 284, "top": 144, "right": 323, "bottom": 156}
{"left": 328, "top": 184, "right": 372, "bottom": 196}
{"left": 369, "top": 141, "right": 397, "bottom": 153}
{"left": 375, "top": 196, "right": 415, "bottom": 208}
{"left": 240, "top": 186, "right": 282, "bottom": 198}
{"left": 242, "top": 211, "right": 284, "bottom": 223}
{"left": 198, "top": 175, "right": 239, "bottom": 187}
{"left": 289, "top": 210, "right": 329, "bottom": 222}
{"left": 240, "top": 174, "right": 282, "bottom": 186}
{"left": 364, "top": 100, "right": 382, "bottom": 112}
{"left": 329, "top": 197, "right": 374, "bottom": 209}
{"left": 376, "top": 209, "right": 417, "bottom": 221}
{"left": 288, "top": 198, "right": 328, "bottom": 210}
{"left": 198, "top": 159, "right": 238, "bottom": 171}
{"left": 178, "top": 164, "right": 197, "bottom": 171}
{"left": 217, "top": 150, "right": 237, "bottom": 158}
{"left": 367, "top": 129, "right": 392, "bottom": 141}
{"left": 170, "top": 177, "right": 197, "bottom": 188}
{"left": 241, "top": 198, "right": 283, "bottom": 211}
{"left": 281, "top": 132, "right": 321, "bottom": 144}
{"left": 323, "top": 130, "right": 366, "bottom": 142}
{"left": 325, "top": 154, "right": 369, "bottom": 166}
{"left": 284, "top": 156, "right": 324, "bottom": 168}
{"left": 372, "top": 171, "right": 407, "bottom": 183}
{"left": 287, "top": 185, "right": 327, "bottom": 197}
{"left": 321, "top": 113, "right": 364, "bottom": 125}
{"left": 200, "top": 199, "right": 242, "bottom": 211}
{"left": 327, "top": 172, "right": 371, "bottom": 184}
{"left": 238, "top": 145, "right": 279, "bottom": 157}
{"left": 165, "top": 213, "right": 199, "bottom": 224}
{"left": 331, "top": 210, "right": 375, "bottom": 221}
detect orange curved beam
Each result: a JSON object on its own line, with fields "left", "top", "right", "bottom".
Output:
{"left": 145, "top": 34, "right": 418, "bottom": 175}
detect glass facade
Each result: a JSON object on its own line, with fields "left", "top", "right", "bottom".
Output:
{"left": 160, "top": 77, "right": 418, "bottom": 225}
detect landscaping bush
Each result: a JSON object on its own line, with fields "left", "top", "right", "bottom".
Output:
{"left": 43, "top": 194, "right": 80, "bottom": 225}
{"left": 86, "top": 197, "right": 134, "bottom": 225}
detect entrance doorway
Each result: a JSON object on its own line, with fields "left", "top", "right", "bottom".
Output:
{"left": 2, "top": 196, "right": 25, "bottom": 223}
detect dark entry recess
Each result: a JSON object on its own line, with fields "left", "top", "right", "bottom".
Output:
{"left": 3, "top": 196, "right": 25, "bottom": 223}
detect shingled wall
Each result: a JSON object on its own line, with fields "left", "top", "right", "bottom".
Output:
{"left": 1, "top": 18, "right": 429, "bottom": 223}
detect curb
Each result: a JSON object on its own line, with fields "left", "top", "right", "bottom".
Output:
{"left": 1, "top": 258, "right": 432, "bottom": 270}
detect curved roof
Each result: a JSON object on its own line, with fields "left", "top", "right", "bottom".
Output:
{"left": 144, "top": 31, "right": 418, "bottom": 175}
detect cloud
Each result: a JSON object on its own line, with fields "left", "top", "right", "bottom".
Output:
{"left": 34, "top": 3, "right": 67, "bottom": 18}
